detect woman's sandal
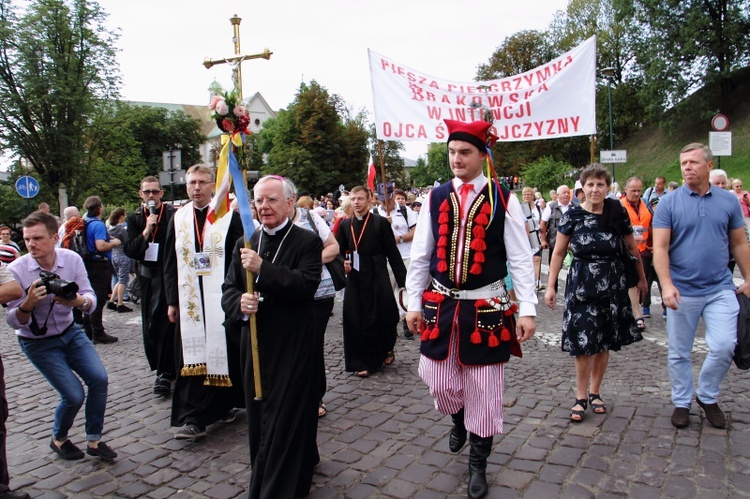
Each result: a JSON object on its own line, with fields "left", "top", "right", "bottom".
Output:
{"left": 570, "top": 398, "right": 588, "bottom": 422}
{"left": 318, "top": 402, "right": 327, "bottom": 418}
{"left": 356, "top": 370, "right": 369, "bottom": 378}
{"left": 635, "top": 317, "right": 646, "bottom": 330}
{"left": 589, "top": 393, "right": 607, "bottom": 414}
{"left": 384, "top": 351, "right": 395, "bottom": 365}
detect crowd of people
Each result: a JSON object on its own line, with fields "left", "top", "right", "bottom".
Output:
{"left": 0, "top": 128, "right": 747, "bottom": 498}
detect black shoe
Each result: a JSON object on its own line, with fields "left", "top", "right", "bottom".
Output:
{"left": 106, "top": 302, "right": 117, "bottom": 311}
{"left": 671, "top": 407, "right": 690, "bottom": 428}
{"left": 449, "top": 409, "right": 467, "bottom": 453}
{"left": 87, "top": 441, "right": 117, "bottom": 461}
{"left": 154, "top": 374, "right": 172, "bottom": 395}
{"left": 50, "top": 439, "right": 84, "bottom": 460}
{"left": 0, "top": 490, "right": 31, "bottom": 499}
{"left": 468, "top": 433, "right": 493, "bottom": 499}
{"left": 696, "top": 397, "right": 726, "bottom": 428}
{"left": 116, "top": 305, "right": 133, "bottom": 313}
{"left": 93, "top": 332, "right": 118, "bottom": 344}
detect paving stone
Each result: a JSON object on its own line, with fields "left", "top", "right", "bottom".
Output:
{"left": 3, "top": 289, "right": 750, "bottom": 498}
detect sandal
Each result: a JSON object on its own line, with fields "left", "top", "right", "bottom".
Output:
{"left": 384, "top": 351, "right": 395, "bottom": 365}
{"left": 318, "top": 402, "right": 327, "bottom": 418}
{"left": 635, "top": 317, "right": 646, "bottom": 330}
{"left": 589, "top": 393, "right": 607, "bottom": 414}
{"left": 570, "top": 398, "right": 587, "bottom": 422}
{"left": 356, "top": 370, "right": 369, "bottom": 378}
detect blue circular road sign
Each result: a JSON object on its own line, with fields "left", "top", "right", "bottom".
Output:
{"left": 15, "top": 176, "right": 40, "bottom": 199}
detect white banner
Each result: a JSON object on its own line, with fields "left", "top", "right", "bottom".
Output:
{"left": 369, "top": 37, "right": 597, "bottom": 143}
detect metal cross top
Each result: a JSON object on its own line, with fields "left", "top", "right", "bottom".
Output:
{"left": 203, "top": 14, "right": 272, "bottom": 99}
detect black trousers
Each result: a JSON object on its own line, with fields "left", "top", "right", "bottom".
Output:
{"left": 313, "top": 297, "right": 335, "bottom": 401}
{"left": 83, "top": 259, "right": 111, "bottom": 335}
{"left": 0, "top": 355, "right": 10, "bottom": 492}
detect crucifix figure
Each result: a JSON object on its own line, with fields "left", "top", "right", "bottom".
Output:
{"left": 203, "top": 14, "right": 272, "bottom": 99}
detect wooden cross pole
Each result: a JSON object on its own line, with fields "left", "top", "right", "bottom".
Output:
{"left": 203, "top": 13, "right": 272, "bottom": 401}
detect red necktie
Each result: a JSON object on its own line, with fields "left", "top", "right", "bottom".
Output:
{"left": 460, "top": 183, "right": 474, "bottom": 216}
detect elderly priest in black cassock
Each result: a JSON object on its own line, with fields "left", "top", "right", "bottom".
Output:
{"left": 222, "top": 175, "right": 322, "bottom": 499}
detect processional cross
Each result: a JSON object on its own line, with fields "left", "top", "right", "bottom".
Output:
{"left": 203, "top": 14, "right": 272, "bottom": 400}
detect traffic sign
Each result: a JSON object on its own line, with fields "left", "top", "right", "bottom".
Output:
{"left": 15, "top": 176, "right": 40, "bottom": 199}
{"left": 711, "top": 114, "right": 729, "bottom": 131}
{"left": 600, "top": 150, "right": 627, "bottom": 164}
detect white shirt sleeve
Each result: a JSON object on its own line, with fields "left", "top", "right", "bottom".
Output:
{"left": 541, "top": 205, "right": 552, "bottom": 223}
{"left": 405, "top": 193, "right": 435, "bottom": 312}
{"left": 309, "top": 210, "right": 332, "bottom": 243}
{"left": 504, "top": 195, "right": 538, "bottom": 316}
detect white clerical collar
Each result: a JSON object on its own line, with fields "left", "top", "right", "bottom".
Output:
{"left": 263, "top": 217, "right": 290, "bottom": 235}
{"left": 193, "top": 203, "right": 209, "bottom": 212}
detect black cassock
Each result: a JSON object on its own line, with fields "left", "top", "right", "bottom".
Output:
{"left": 336, "top": 213, "right": 407, "bottom": 373}
{"left": 164, "top": 208, "right": 245, "bottom": 428}
{"left": 221, "top": 222, "right": 322, "bottom": 499}
{"left": 123, "top": 203, "right": 176, "bottom": 376}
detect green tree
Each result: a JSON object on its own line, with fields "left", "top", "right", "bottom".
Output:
{"left": 408, "top": 157, "right": 430, "bottom": 187}
{"left": 257, "top": 81, "right": 369, "bottom": 195}
{"left": 0, "top": 0, "right": 119, "bottom": 205}
{"left": 85, "top": 102, "right": 204, "bottom": 205}
{"left": 426, "top": 142, "right": 451, "bottom": 185}
{"left": 519, "top": 156, "right": 575, "bottom": 193}
{"left": 476, "top": 30, "right": 555, "bottom": 80}
{"left": 547, "top": 0, "right": 646, "bottom": 146}
{"left": 369, "top": 126, "right": 407, "bottom": 190}
{"left": 632, "top": 0, "right": 750, "bottom": 122}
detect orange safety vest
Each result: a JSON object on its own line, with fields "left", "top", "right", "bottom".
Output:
{"left": 621, "top": 198, "right": 652, "bottom": 254}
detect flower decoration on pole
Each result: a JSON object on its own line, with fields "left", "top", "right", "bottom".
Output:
{"left": 208, "top": 82, "right": 252, "bottom": 135}
{"left": 206, "top": 82, "right": 256, "bottom": 240}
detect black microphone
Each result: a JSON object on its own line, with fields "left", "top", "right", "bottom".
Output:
{"left": 148, "top": 200, "right": 157, "bottom": 215}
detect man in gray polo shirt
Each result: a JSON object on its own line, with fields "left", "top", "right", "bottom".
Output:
{"left": 653, "top": 143, "right": 750, "bottom": 429}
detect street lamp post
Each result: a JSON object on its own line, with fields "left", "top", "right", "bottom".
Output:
{"left": 601, "top": 67, "right": 616, "bottom": 182}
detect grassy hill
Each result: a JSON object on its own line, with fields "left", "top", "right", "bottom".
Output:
{"left": 612, "top": 67, "right": 750, "bottom": 187}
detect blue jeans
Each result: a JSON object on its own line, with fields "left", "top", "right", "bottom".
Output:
{"left": 667, "top": 289, "right": 738, "bottom": 408}
{"left": 18, "top": 325, "right": 109, "bottom": 441}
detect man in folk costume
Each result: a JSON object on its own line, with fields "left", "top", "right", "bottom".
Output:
{"left": 221, "top": 176, "right": 322, "bottom": 498}
{"left": 164, "top": 164, "right": 244, "bottom": 439}
{"left": 337, "top": 186, "right": 408, "bottom": 377}
{"left": 406, "top": 120, "right": 537, "bottom": 499}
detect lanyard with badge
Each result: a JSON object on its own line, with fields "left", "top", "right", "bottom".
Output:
{"left": 349, "top": 212, "right": 371, "bottom": 272}
{"left": 144, "top": 204, "right": 164, "bottom": 262}
{"left": 193, "top": 208, "right": 213, "bottom": 276}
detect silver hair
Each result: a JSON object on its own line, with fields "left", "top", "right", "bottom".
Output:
{"left": 254, "top": 175, "right": 297, "bottom": 200}
{"left": 710, "top": 169, "right": 728, "bottom": 183}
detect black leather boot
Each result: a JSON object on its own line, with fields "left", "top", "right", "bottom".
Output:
{"left": 448, "top": 408, "right": 467, "bottom": 453}
{"left": 468, "top": 433, "right": 493, "bottom": 499}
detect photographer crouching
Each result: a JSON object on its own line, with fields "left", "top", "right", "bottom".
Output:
{"left": 5, "top": 211, "right": 116, "bottom": 462}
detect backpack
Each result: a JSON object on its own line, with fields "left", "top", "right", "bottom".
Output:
{"left": 735, "top": 293, "right": 750, "bottom": 370}
{"left": 60, "top": 216, "right": 91, "bottom": 260}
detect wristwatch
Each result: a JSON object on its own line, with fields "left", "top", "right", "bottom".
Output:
{"left": 399, "top": 235, "right": 404, "bottom": 243}
{"left": 78, "top": 297, "right": 90, "bottom": 311}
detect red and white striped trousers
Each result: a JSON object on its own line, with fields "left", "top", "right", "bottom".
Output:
{"left": 418, "top": 329, "right": 504, "bottom": 438}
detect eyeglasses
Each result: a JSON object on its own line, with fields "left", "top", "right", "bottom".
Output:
{"left": 186, "top": 180, "right": 213, "bottom": 187}
{"left": 141, "top": 190, "right": 161, "bottom": 195}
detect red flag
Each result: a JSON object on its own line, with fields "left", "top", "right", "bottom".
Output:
{"left": 367, "top": 154, "right": 376, "bottom": 191}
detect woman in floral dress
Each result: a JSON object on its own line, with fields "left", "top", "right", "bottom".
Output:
{"left": 545, "top": 164, "right": 647, "bottom": 422}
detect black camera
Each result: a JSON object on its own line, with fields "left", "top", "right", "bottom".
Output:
{"left": 38, "top": 270, "right": 79, "bottom": 301}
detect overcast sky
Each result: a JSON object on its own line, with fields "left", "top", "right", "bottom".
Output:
{"left": 98, "top": 0, "right": 570, "bottom": 159}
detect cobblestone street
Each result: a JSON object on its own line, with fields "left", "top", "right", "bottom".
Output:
{"left": 3, "top": 273, "right": 750, "bottom": 498}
